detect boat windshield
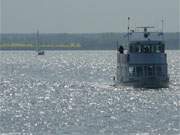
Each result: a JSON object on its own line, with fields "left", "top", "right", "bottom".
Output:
{"left": 129, "top": 42, "right": 165, "bottom": 53}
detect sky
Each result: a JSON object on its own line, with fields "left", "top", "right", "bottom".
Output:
{"left": 0, "top": 0, "right": 179, "bottom": 33}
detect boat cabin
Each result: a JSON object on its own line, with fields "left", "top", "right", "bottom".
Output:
{"left": 116, "top": 20, "right": 169, "bottom": 88}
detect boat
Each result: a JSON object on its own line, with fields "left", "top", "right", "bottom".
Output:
{"left": 114, "top": 18, "right": 169, "bottom": 88}
{"left": 36, "top": 30, "right": 45, "bottom": 55}
{"left": 37, "top": 50, "right": 45, "bottom": 55}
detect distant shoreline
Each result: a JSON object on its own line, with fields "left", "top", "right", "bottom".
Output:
{"left": 0, "top": 43, "right": 83, "bottom": 50}
{"left": 0, "top": 44, "right": 179, "bottom": 50}
{"left": 0, "top": 32, "right": 179, "bottom": 50}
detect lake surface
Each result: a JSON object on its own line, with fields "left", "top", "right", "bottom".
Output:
{"left": 0, "top": 51, "right": 179, "bottom": 135}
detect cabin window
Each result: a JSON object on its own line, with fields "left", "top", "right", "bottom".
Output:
{"left": 148, "top": 66, "right": 154, "bottom": 76}
{"left": 143, "top": 65, "right": 156, "bottom": 76}
{"left": 129, "top": 45, "right": 141, "bottom": 53}
{"left": 161, "top": 44, "right": 165, "bottom": 53}
{"left": 158, "top": 45, "right": 165, "bottom": 53}
{"left": 150, "top": 46, "right": 153, "bottom": 53}
{"left": 129, "top": 42, "right": 165, "bottom": 53}
{"left": 129, "top": 66, "right": 143, "bottom": 77}
{"left": 159, "top": 44, "right": 165, "bottom": 53}
{"left": 136, "top": 66, "right": 143, "bottom": 77}
{"left": 141, "top": 45, "right": 144, "bottom": 52}
{"left": 153, "top": 46, "right": 157, "bottom": 53}
{"left": 129, "top": 66, "right": 136, "bottom": 76}
{"left": 156, "top": 45, "right": 161, "bottom": 53}
{"left": 130, "top": 46, "right": 133, "bottom": 52}
{"left": 156, "top": 66, "right": 162, "bottom": 76}
{"left": 144, "top": 66, "right": 148, "bottom": 76}
{"left": 128, "top": 65, "right": 164, "bottom": 77}
{"left": 132, "top": 46, "right": 137, "bottom": 53}
{"left": 135, "top": 45, "right": 141, "bottom": 53}
{"left": 144, "top": 45, "right": 152, "bottom": 53}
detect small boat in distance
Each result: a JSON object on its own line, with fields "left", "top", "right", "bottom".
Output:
{"left": 114, "top": 18, "right": 169, "bottom": 88}
{"left": 37, "top": 50, "right": 45, "bottom": 55}
{"left": 36, "top": 30, "right": 45, "bottom": 55}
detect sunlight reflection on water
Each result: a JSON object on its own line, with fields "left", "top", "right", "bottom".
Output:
{"left": 0, "top": 51, "right": 179, "bottom": 135}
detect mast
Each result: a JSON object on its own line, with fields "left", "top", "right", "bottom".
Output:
{"left": 157, "top": 19, "right": 165, "bottom": 41}
{"left": 161, "top": 19, "right": 165, "bottom": 41}
{"left": 36, "top": 29, "right": 40, "bottom": 51}
{"left": 128, "top": 17, "right": 130, "bottom": 41}
{"left": 136, "top": 26, "right": 154, "bottom": 39}
{"left": 161, "top": 19, "right": 164, "bottom": 33}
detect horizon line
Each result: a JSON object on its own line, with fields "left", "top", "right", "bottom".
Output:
{"left": 0, "top": 32, "right": 180, "bottom": 34}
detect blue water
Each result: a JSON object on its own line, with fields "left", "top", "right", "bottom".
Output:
{"left": 0, "top": 51, "right": 179, "bottom": 135}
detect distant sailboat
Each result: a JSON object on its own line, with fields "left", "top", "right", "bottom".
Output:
{"left": 36, "top": 30, "right": 45, "bottom": 55}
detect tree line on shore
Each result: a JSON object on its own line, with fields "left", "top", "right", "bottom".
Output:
{"left": 0, "top": 32, "right": 179, "bottom": 50}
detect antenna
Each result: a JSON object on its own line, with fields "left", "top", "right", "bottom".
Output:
{"left": 161, "top": 19, "right": 164, "bottom": 33}
{"left": 157, "top": 19, "right": 165, "bottom": 40}
{"left": 36, "top": 29, "right": 40, "bottom": 51}
{"left": 128, "top": 17, "right": 130, "bottom": 41}
{"left": 161, "top": 19, "right": 165, "bottom": 41}
{"left": 136, "top": 26, "right": 154, "bottom": 39}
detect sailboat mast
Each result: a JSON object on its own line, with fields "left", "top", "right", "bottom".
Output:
{"left": 36, "top": 30, "right": 39, "bottom": 51}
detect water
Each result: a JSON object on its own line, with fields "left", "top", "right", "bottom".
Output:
{"left": 0, "top": 51, "right": 179, "bottom": 135}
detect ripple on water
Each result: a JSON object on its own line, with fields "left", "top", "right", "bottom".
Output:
{"left": 0, "top": 51, "right": 179, "bottom": 135}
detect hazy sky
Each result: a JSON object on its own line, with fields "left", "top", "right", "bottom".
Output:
{"left": 0, "top": 0, "right": 179, "bottom": 33}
